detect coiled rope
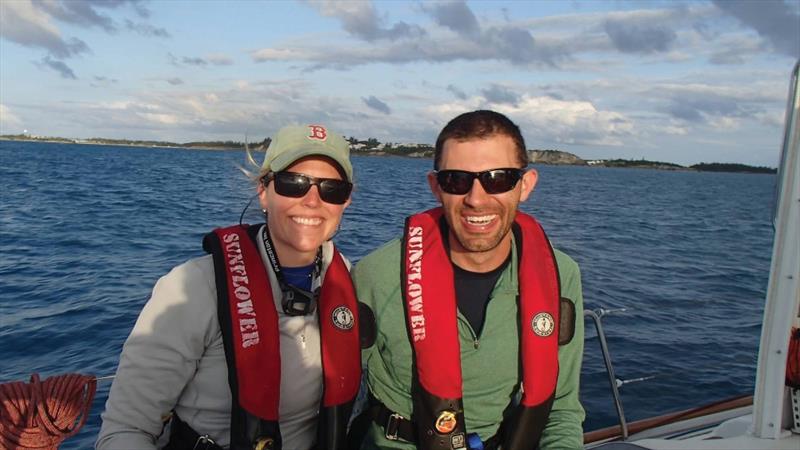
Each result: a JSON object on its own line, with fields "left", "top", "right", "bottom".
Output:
{"left": 0, "top": 373, "right": 96, "bottom": 450}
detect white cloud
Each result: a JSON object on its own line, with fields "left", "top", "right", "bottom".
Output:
{"left": 662, "top": 125, "right": 689, "bottom": 136}
{"left": 708, "top": 116, "right": 739, "bottom": 129}
{"left": 1, "top": 1, "right": 59, "bottom": 37}
{"left": 251, "top": 47, "right": 311, "bottom": 62}
{"left": 427, "top": 94, "right": 635, "bottom": 148}
{"left": 138, "top": 112, "right": 183, "bottom": 125}
{"left": 0, "top": 0, "right": 167, "bottom": 80}
{"left": 205, "top": 53, "right": 234, "bottom": 65}
{"left": 0, "top": 0, "right": 88, "bottom": 58}
{"left": 0, "top": 104, "right": 24, "bottom": 132}
{"left": 247, "top": 0, "right": 795, "bottom": 73}
{"left": 512, "top": 96, "right": 633, "bottom": 146}
{"left": 304, "top": 0, "right": 425, "bottom": 41}
{"left": 756, "top": 111, "right": 786, "bottom": 128}
{"left": 1, "top": 1, "right": 792, "bottom": 167}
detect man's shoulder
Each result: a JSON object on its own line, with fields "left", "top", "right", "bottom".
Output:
{"left": 552, "top": 247, "right": 580, "bottom": 274}
{"left": 355, "top": 238, "right": 401, "bottom": 270}
{"left": 352, "top": 238, "right": 402, "bottom": 289}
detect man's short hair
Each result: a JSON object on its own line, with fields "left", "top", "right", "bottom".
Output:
{"left": 434, "top": 110, "right": 529, "bottom": 170}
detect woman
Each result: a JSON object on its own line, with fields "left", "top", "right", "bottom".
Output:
{"left": 97, "top": 124, "right": 361, "bottom": 450}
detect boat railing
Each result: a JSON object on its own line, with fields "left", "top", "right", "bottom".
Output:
{"left": 584, "top": 307, "right": 630, "bottom": 440}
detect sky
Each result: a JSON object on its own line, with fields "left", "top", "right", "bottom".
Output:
{"left": 1, "top": 0, "right": 798, "bottom": 167}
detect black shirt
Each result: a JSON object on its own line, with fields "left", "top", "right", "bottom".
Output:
{"left": 454, "top": 255, "right": 511, "bottom": 336}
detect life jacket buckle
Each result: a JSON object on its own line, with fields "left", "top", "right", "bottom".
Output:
{"left": 192, "top": 434, "right": 217, "bottom": 450}
{"left": 385, "top": 413, "right": 404, "bottom": 441}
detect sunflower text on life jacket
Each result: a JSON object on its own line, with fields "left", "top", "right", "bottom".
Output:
{"left": 222, "top": 232, "right": 260, "bottom": 348}
{"left": 406, "top": 226, "right": 426, "bottom": 341}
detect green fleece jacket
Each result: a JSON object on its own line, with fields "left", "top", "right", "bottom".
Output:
{"left": 353, "top": 236, "right": 585, "bottom": 450}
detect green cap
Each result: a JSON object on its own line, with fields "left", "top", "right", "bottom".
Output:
{"left": 262, "top": 124, "right": 353, "bottom": 182}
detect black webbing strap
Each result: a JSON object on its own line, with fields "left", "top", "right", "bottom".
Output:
{"left": 365, "top": 398, "right": 501, "bottom": 449}
{"left": 164, "top": 412, "right": 225, "bottom": 450}
{"left": 367, "top": 400, "right": 416, "bottom": 443}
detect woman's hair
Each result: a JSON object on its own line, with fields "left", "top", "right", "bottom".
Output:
{"left": 240, "top": 142, "right": 270, "bottom": 185}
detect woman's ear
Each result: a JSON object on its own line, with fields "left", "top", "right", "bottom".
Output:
{"left": 257, "top": 181, "right": 269, "bottom": 211}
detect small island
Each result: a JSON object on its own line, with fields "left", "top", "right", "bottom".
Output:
{"left": 689, "top": 162, "right": 776, "bottom": 174}
{"left": 0, "top": 134, "right": 776, "bottom": 174}
{"left": 529, "top": 149, "right": 775, "bottom": 174}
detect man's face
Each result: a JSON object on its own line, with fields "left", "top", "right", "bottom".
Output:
{"left": 427, "top": 134, "right": 537, "bottom": 271}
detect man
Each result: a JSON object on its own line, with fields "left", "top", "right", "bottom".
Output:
{"left": 353, "top": 110, "right": 584, "bottom": 449}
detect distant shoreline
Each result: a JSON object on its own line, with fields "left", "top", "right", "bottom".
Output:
{"left": 0, "top": 136, "right": 776, "bottom": 174}
{"left": 0, "top": 136, "right": 247, "bottom": 152}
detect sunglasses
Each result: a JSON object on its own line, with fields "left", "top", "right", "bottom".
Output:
{"left": 435, "top": 168, "right": 525, "bottom": 195}
{"left": 263, "top": 171, "right": 352, "bottom": 205}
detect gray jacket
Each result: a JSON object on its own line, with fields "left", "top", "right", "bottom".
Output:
{"left": 97, "top": 226, "right": 346, "bottom": 449}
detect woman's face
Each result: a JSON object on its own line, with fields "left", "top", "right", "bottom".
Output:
{"left": 258, "top": 156, "right": 351, "bottom": 267}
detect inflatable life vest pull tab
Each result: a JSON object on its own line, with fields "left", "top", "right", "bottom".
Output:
{"left": 358, "top": 302, "right": 377, "bottom": 349}
{"left": 559, "top": 297, "right": 575, "bottom": 345}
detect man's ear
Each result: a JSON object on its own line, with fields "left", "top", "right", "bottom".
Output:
{"left": 519, "top": 168, "right": 538, "bottom": 202}
{"left": 427, "top": 171, "right": 443, "bottom": 203}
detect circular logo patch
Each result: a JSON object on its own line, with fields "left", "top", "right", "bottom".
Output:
{"left": 331, "top": 306, "right": 354, "bottom": 331}
{"left": 435, "top": 410, "right": 458, "bottom": 434}
{"left": 532, "top": 312, "right": 555, "bottom": 337}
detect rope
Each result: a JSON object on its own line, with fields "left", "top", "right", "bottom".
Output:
{"left": 0, "top": 373, "right": 96, "bottom": 450}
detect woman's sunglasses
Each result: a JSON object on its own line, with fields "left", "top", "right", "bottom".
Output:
{"left": 435, "top": 168, "right": 525, "bottom": 195}
{"left": 263, "top": 171, "right": 353, "bottom": 205}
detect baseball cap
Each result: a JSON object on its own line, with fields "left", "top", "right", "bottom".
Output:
{"left": 262, "top": 124, "right": 353, "bottom": 182}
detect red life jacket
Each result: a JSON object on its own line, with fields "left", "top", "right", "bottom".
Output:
{"left": 203, "top": 224, "right": 361, "bottom": 450}
{"left": 401, "top": 208, "right": 560, "bottom": 450}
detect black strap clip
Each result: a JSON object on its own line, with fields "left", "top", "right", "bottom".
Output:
{"left": 384, "top": 412, "right": 404, "bottom": 441}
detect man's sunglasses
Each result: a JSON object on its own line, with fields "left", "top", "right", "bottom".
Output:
{"left": 435, "top": 168, "right": 525, "bottom": 195}
{"left": 263, "top": 171, "right": 353, "bottom": 205}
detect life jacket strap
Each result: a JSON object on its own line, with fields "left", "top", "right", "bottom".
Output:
{"left": 164, "top": 412, "right": 225, "bottom": 450}
{"left": 364, "top": 397, "right": 501, "bottom": 450}
{"left": 365, "top": 399, "right": 415, "bottom": 442}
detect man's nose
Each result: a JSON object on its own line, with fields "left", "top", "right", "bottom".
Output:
{"left": 463, "top": 178, "right": 490, "bottom": 206}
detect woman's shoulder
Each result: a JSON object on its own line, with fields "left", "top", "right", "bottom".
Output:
{"left": 146, "top": 255, "right": 217, "bottom": 314}
{"left": 161, "top": 254, "right": 215, "bottom": 286}
{"left": 176, "top": 254, "right": 215, "bottom": 278}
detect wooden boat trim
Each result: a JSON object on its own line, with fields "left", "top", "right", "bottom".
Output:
{"left": 583, "top": 394, "right": 753, "bottom": 444}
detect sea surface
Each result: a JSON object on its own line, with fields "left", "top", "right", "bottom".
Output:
{"left": 0, "top": 141, "right": 776, "bottom": 448}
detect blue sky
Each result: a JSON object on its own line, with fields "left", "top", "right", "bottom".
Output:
{"left": 1, "top": 0, "right": 798, "bottom": 166}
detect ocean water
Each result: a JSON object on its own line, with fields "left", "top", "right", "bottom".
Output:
{"left": 0, "top": 141, "right": 775, "bottom": 448}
